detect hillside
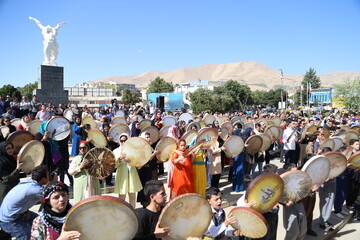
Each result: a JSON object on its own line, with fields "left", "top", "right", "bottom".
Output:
{"left": 92, "top": 62, "right": 360, "bottom": 90}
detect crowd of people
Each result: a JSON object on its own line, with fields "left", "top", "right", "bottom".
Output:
{"left": 1, "top": 94, "right": 360, "bottom": 240}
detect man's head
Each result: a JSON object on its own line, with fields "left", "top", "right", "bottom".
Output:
{"left": 32, "top": 165, "right": 49, "bottom": 185}
{"left": 144, "top": 180, "right": 167, "bottom": 206}
{"left": 205, "top": 187, "right": 223, "bottom": 211}
{"left": 263, "top": 163, "right": 278, "bottom": 174}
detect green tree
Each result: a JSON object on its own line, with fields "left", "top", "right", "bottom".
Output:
{"left": 148, "top": 77, "right": 174, "bottom": 93}
{"left": 333, "top": 78, "right": 360, "bottom": 110}
{"left": 121, "top": 88, "right": 142, "bottom": 105}
{"left": 215, "top": 80, "right": 253, "bottom": 110}
{"left": 18, "top": 81, "right": 38, "bottom": 99}
{"left": 116, "top": 85, "right": 125, "bottom": 96}
{"left": 299, "top": 68, "right": 321, "bottom": 106}
{"left": 0, "top": 84, "right": 21, "bottom": 99}
{"left": 189, "top": 88, "right": 215, "bottom": 113}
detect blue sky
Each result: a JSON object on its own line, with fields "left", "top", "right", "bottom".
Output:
{"left": 0, "top": 0, "right": 359, "bottom": 88}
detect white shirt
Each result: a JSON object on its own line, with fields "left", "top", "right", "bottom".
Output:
{"left": 282, "top": 127, "right": 297, "bottom": 150}
{"left": 205, "top": 207, "right": 234, "bottom": 238}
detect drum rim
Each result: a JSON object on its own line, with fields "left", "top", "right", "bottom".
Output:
{"left": 155, "top": 136, "right": 177, "bottom": 162}
{"left": 88, "top": 129, "right": 107, "bottom": 148}
{"left": 83, "top": 147, "right": 115, "bottom": 178}
{"left": 223, "top": 135, "right": 244, "bottom": 157}
{"left": 45, "top": 116, "right": 71, "bottom": 140}
{"left": 17, "top": 140, "right": 44, "bottom": 173}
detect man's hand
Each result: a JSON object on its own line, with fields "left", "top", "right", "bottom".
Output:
{"left": 224, "top": 213, "right": 237, "bottom": 227}
{"left": 154, "top": 221, "right": 170, "bottom": 238}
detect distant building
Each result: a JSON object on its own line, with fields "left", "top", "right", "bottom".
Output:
{"left": 309, "top": 88, "right": 332, "bottom": 105}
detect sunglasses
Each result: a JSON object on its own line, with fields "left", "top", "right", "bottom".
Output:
{"left": 120, "top": 140, "right": 126, "bottom": 143}
{"left": 4, "top": 120, "right": 10, "bottom": 122}
{"left": 79, "top": 147, "right": 87, "bottom": 150}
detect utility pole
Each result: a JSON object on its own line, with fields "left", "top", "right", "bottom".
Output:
{"left": 279, "top": 69, "right": 284, "bottom": 110}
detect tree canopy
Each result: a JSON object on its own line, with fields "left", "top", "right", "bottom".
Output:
{"left": 18, "top": 81, "right": 38, "bottom": 99}
{"left": 333, "top": 78, "right": 360, "bottom": 110}
{"left": 147, "top": 77, "right": 174, "bottom": 93}
{"left": 121, "top": 88, "right": 142, "bottom": 105}
{"left": 0, "top": 84, "right": 21, "bottom": 99}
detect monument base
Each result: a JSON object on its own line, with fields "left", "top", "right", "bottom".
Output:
{"left": 34, "top": 65, "right": 68, "bottom": 105}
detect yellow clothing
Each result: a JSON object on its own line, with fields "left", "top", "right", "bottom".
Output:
{"left": 193, "top": 152, "right": 207, "bottom": 197}
{"left": 113, "top": 146, "right": 142, "bottom": 195}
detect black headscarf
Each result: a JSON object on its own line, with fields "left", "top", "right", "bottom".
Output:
{"left": 38, "top": 181, "right": 72, "bottom": 233}
{"left": 0, "top": 141, "right": 17, "bottom": 176}
{"left": 130, "top": 121, "right": 141, "bottom": 137}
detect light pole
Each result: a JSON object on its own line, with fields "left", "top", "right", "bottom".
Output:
{"left": 279, "top": 69, "right": 284, "bottom": 110}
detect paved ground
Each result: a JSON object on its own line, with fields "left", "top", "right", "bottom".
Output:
{"left": 28, "top": 154, "right": 359, "bottom": 240}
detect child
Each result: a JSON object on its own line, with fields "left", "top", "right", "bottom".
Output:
{"left": 203, "top": 187, "right": 239, "bottom": 240}
{"left": 133, "top": 180, "right": 170, "bottom": 240}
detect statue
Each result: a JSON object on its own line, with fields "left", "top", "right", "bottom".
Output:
{"left": 29, "top": 17, "right": 67, "bottom": 66}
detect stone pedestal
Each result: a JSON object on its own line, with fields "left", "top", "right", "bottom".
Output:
{"left": 34, "top": 65, "right": 68, "bottom": 105}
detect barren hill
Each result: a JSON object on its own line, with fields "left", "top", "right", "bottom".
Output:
{"left": 92, "top": 62, "right": 360, "bottom": 91}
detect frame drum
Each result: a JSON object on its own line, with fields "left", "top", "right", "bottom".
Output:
{"left": 7, "top": 130, "right": 34, "bottom": 154}
{"left": 351, "top": 125, "right": 360, "bottom": 134}
{"left": 299, "top": 126, "right": 308, "bottom": 142}
{"left": 141, "top": 126, "right": 160, "bottom": 143}
{"left": 115, "top": 110, "right": 125, "bottom": 117}
{"left": 348, "top": 152, "right": 360, "bottom": 170}
{"left": 245, "top": 173, "right": 284, "bottom": 214}
{"left": 159, "top": 193, "right": 212, "bottom": 240}
{"left": 81, "top": 116, "right": 98, "bottom": 129}
{"left": 196, "top": 127, "right": 218, "bottom": 149}
{"left": 63, "top": 108, "right": 73, "bottom": 121}
{"left": 221, "top": 121, "right": 233, "bottom": 134}
{"left": 87, "top": 129, "right": 107, "bottom": 148}
{"left": 28, "top": 120, "right": 43, "bottom": 136}
{"left": 17, "top": 140, "right": 45, "bottom": 174}
{"left": 330, "top": 137, "right": 344, "bottom": 151}
{"left": 163, "top": 116, "right": 177, "bottom": 126}
{"left": 344, "top": 130, "right": 359, "bottom": 145}
{"left": 84, "top": 147, "right": 115, "bottom": 178}
{"left": 320, "top": 138, "right": 335, "bottom": 151}
{"left": 10, "top": 118, "right": 21, "bottom": 128}
{"left": 186, "top": 122, "right": 201, "bottom": 132}
{"left": 322, "top": 128, "right": 331, "bottom": 138}
{"left": 271, "top": 117, "right": 281, "bottom": 126}
{"left": 323, "top": 151, "right": 348, "bottom": 178}
{"left": 155, "top": 137, "right": 177, "bottom": 162}
{"left": 229, "top": 207, "right": 268, "bottom": 239}
{"left": 64, "top": 196, "right": 138, "bottom": 240}
{"left": 245, "top": 135, "right": 263, "bottom": 155}
{"left": 259, "top": 133, "right": 272, "bottom": 152}
{"left": 231, "top": 116, "right": 244, "bottom": 124}
{"left": 46, "top": 117, "right": 71, "bottom": 141}
{"left": 0, "top": 126, "right": 10, "bottom": 138}
{"left": 265, "top": 125, "right": 282, "bottom": 141}
{"left": 217, "top": 116, "right": 229, "bottom": 125}
{"left": 301, "top": 155, "right": 330, "bottom": 187}
{"left": 203, "top": 114, "right": 216, "bottom": 125}
{"left": 306, "top": 125, "right": 318, "bottom": 137}
{"left": 132, "top": 114, "right": 143, "bottom": 122}
{"left": 121, "top": 137, "right": 152, "bottom": 167}
{"left": 255, "top": 118, "right": 268, "bottom": 127}
{"left": 223, "top": 135, "right": 244, "bottom": 158}
{"left": 183, "top": 139, "right": 206, "bottom": 157}
{"left": 139, "top": 119, "right": 151, "bottom": 131}
{"left": 244, "top": 122, "right": 254, "bottom": 130}
{"left": 179, "top": 113, "right": 193, "bottom": 125}
{"left": 279, "top": 170, "right": 312, "bottom": 204}
{"left": 159, "top": 125, "right": 172, "bottom": 138}
{"left": 220, "top": 127, "right": 229, "bottom": 141}
{"left": 233, "top": 120, "right": 245, "bottom": 130}
{"left": 181, "top": 130, "right": 197, "bottom": 146}
{"left": 108, "top": 124, "right": 130, "bottom": 143}
{"left": 111, "top": 116, "right": 127, "bottom": 125}
{"left": 342, "top": 146, "right": 353, "bottom": 160}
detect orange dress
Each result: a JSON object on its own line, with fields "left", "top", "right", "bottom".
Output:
{"left": 171, "top": 150, "right": 195, "bottom": 199}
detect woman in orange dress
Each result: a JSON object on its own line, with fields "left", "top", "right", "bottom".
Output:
{"left": 170, "top": 139, "right": 195, "bottom": 199}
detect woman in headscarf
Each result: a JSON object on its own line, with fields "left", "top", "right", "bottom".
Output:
{"left": 0, "top": 141, "right": 22, "bottom": 204}
{"left": 207, "top": 129, "right": 226, "bottom": 188}
{"left": 68, "top": 141, "right": 100, "bottom": 204}
{"left": 71, "top": 116, "right": 82, "bottom": 157}
{"left": 170, "top": 139, "right": 195, "bottom": 199}
{"left": 177, "top": 120, "right": 186, "bottom": 137}
{"left": 17, "top": 115, "right": 31, "bottom": 131}
{"left": 0, "top": 117, "right": 17, "bottom": 143}
{"left": 136, "top": 132, "right": 160, "bottom": 207}
{"left": 113, "top": 134, "right": 142, "bottom": 208}
{"left": 232, "top": 123, "right": 246, "bottom": 192}
{"left": 35, "top": 121, "right": 61, "bottom": 181}
{"left": 130, "top": 121, "right": 141, "bottom": 137}
{"left": 30, "top": 181, "right": 81, "bottom": 240}
{"left": 212, "top": 120, "right": 220, "bottom": 129}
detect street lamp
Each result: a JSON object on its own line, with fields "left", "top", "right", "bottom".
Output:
{"left": 279, "top": 69, "right": 284, "bottom": 110}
